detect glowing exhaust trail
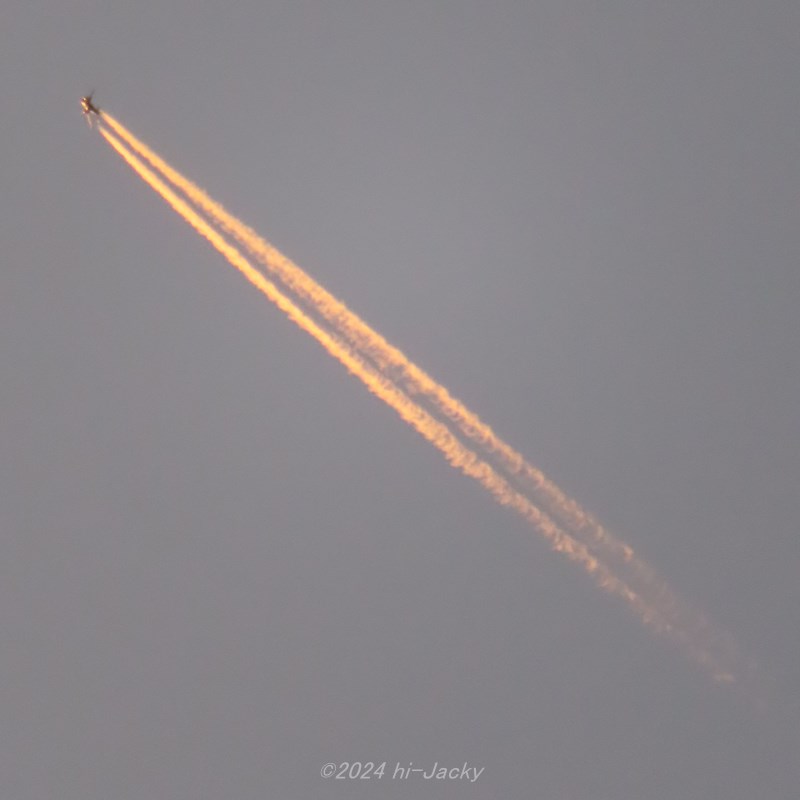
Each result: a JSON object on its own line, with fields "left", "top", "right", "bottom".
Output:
{"left": 102, "top": 113, "right": 665, "bottom": 586}
{"left": 98, "top": 124, "right": 738, "bottom": 682}
{"left": 99, "top": 129, "right": 674, "bottom": 633}
{"left": 102, "top": 112, "right": 724, "bottom": 652}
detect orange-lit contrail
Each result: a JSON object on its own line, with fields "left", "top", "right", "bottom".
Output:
{"left": 99, "top": 129, "right": 671, "bottom": 632}
{"left": 102, "top": 113, "right": 668, "bottom": 590}
{"left": 98, "top": 123, "right": 738, "bottom": 682}
{"left": 102, "top": 112, "right": 732, "bottom": 664}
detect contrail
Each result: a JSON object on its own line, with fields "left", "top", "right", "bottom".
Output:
{"left": 102, "top": 112, "right": 735, "bottom": 671}
{"left": 98, "top": 123, "right": 739, "bottom": 683}
{"left": 102, "top": 113, "right": 674, "bottom": 595}
{"left": 97, "top": 130, "right": 626, "bottom": 587}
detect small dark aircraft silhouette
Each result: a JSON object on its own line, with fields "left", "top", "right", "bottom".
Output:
{"left": 80, "top": 92, "right": 100, "bottom": 121}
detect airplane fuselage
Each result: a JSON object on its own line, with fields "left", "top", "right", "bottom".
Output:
{"left": 81, "top": 96, "right": 100, "bottom": 116}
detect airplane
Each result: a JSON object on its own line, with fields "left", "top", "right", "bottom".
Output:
{"left": 80, "top": 93, "right": 100, "bottom": 122}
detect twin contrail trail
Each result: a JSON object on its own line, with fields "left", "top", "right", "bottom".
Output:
{"left": 102, "top": 113, "right": 722, "bottom": 657}
{"left": 96, "top": 113, "right": 743, "bottom": 685}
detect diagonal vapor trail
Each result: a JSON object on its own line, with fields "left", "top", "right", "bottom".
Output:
{"left": 101, "top": 117, "right": 634, "bottom": 570}
{"left": 98, "top": 120, "right": 740, "bottom": 683}
{"left": 102, "top": 113, "right": 697, "bottom": 623}
{"left": 98, "top": 129, "right": 633, "bottom": 591}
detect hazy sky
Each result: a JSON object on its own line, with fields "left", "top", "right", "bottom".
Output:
{"left": 2, "top": 2, "right": 798, "bottom": 798}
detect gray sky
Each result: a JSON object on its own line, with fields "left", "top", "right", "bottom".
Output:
{"left": 2, "top": 2, "right": 798, "bottom": 797}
